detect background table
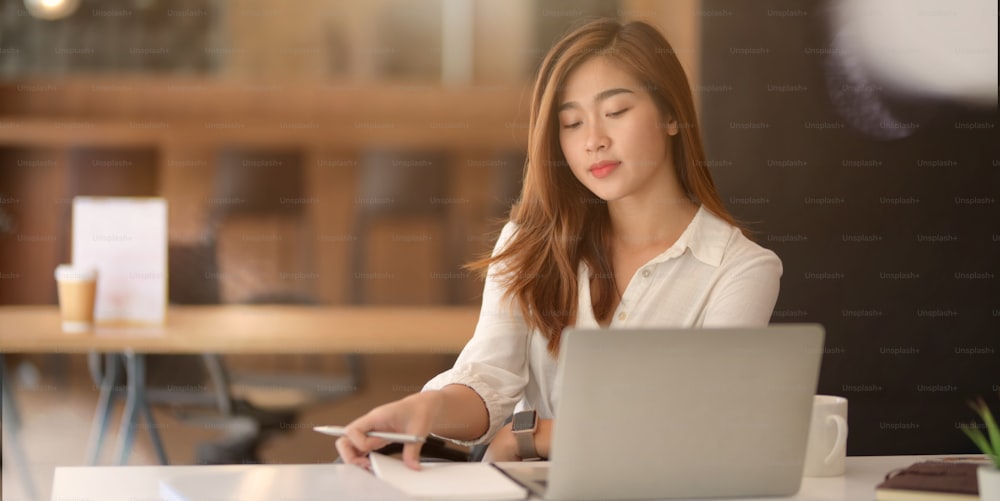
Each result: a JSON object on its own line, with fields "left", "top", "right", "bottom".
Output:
{"left": 0, "top": 305, "right": 480, "bottom": 469}
{"left": 0, "top": 304, "right": 481, "bottom": 354}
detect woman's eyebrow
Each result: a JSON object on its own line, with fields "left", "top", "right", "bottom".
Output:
{"left": 558, "top": 87, "right": 634, "bottom": 112}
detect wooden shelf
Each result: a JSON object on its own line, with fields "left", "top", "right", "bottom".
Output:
{"left": 0, "top": 117, "right": 528, "bottom": 150}
{"left": 0, "top": 78, "right": 530, "bottom": 149}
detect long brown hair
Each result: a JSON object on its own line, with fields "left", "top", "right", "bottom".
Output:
{"left": 469, "top": 19, "right": 743, "bottom": 355}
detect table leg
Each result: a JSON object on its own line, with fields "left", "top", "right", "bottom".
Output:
{"left": 113, "top": 352, "right": 168, "bottom": 465}
{"left": 141, "top": 390, "right": 168, "bottom": 465}
{"left": 85, "top": 352, "right": 120, "bottom": 465}
{"left": 1, "top": 356, "right": 40, "bottom": 501}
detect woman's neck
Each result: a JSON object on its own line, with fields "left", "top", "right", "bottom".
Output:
{"left": 607, "top": 183, "right": 698, "bottom": 252}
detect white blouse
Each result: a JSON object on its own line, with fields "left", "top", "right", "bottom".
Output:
{"left": 423, "top": 205, "right": 783, "bottom": 445}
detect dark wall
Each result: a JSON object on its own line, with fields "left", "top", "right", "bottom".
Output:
{"left": 700, "top": 0, "right": 999, "bottom": 455}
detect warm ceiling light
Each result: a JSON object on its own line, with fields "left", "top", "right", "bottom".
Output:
{"left": 24, "top": 0, "right": 80, "bottom": 20}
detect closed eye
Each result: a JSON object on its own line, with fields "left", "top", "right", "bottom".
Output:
{"left": 607, "top": 107, "right": 630, "bottom": 118}
{"left": 562, "top": 121, "right": 582, "bottom": 130}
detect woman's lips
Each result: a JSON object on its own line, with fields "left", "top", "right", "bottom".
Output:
{"left": 589, "top": 160, "right": 620, "bottom": 179}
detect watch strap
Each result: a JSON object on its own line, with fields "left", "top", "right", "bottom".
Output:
{"left": 513, "top": 411, "right": 539, "bottom": 460}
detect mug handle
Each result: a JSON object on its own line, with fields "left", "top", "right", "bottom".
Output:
{"left": 824, "top": 414, "right": 848, "bottom": 465}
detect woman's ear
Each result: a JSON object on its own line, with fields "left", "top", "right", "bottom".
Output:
{"left": 664, "top": 117, "right": 680, "bottom": 136}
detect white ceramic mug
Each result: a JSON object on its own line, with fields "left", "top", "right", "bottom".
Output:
{"left": 802, "top": 395, "right": 848, "bottom": 477}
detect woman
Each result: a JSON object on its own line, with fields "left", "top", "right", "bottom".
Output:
{"left": 336, "top": 18, "right": 781, "bottom": 470}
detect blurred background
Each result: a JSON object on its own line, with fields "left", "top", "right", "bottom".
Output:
{"left": 0, "top": 0, "right": 997, "bottom": 499}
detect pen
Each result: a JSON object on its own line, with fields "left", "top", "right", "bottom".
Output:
{"left": 313, "top": 425, "right": 427, "bottom": 444}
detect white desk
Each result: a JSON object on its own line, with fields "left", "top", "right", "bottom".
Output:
{"left": 50, "top": 455, "right": 974, "bottom": 501}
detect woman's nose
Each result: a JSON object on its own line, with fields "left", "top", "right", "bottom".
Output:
{"left": 585, "top": 125, "right": 610, "bottom": 152}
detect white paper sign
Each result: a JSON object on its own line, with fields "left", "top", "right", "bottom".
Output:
{"left": 72, "top": 197, "right": 167, "bottom": 326}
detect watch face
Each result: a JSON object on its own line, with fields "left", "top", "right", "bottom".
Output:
{"left": 512, "top": 411, "right": 536, "bottom": 431}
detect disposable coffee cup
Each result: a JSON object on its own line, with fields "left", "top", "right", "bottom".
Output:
{"left": 803, "top": 395, "right": 848, "bottom": 477}
{"left": 54, "top": 264, "right": 97, "bottom": 333}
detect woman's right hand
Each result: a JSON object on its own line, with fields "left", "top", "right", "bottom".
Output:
{"left": 334, "top": 390, "right": 445, "bottom": 471}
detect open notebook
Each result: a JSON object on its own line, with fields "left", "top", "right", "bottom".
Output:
{"left": 370, "top": 453, "right": 528, "bottom": 500}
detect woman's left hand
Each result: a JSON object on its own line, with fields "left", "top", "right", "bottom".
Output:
{"left": 482, "top": 418, "right": 552, "bottom": 462}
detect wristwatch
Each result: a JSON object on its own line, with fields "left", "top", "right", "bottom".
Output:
{"left": 511, "top": 410, "right": 540, "bottom": 460}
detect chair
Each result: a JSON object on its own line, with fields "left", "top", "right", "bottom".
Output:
{"left": 158, "top": 240, "right": 301, "bottom": 464}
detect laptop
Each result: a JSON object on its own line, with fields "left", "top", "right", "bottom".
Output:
{"left": 497, "top": 324, "right": 825, "bottom": 500}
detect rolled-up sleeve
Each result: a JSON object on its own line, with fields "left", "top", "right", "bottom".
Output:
{"left": 422, "top": 222, "right": 531, "bottom": 445}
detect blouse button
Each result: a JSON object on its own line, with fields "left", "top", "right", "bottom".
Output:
{"left": 641, "top": 269, "right": 651, "bottom": 278}
{"left": 618, "top": 312, "right": 627, "bottom": 321}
